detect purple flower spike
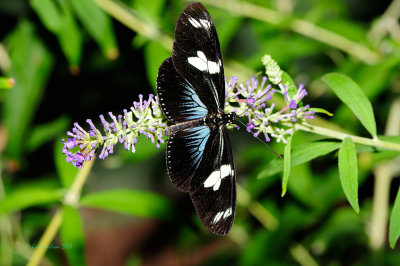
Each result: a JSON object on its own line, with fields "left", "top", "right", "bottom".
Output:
{"left": 223, "top": 74, "right": 314, "bottom": 144}
{"left": 62, "top": 94, "right": 167, "bottom": 168}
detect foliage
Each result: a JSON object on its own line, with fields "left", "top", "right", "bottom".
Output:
{"left": 0, "top": 0, "right": 400, "bottom": 265}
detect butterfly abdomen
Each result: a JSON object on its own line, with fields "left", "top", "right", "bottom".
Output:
{"left": 164, "top": 112, "right": 237, "bottom": 136}
{"left": 164, "top": 119, "right": 205, "bottom": 136}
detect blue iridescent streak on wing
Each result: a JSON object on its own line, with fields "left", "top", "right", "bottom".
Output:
{"left": 185, "top": 126, "right": 210, "bottom": 166}
{"left": 166, "top": 125, "right": 212, "bottom": 192}
{"left": 157, "top": 57, "right": 209, "bottom": 123}
{"left": 178, "top": 82, "right": 208, "bottom": 120}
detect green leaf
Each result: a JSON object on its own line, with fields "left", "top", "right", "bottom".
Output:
{"left": 0, "top": 188, "right": 62, "bottom": 215}
{"left": 70, "top": 0, "right": 118, "bottom": 59}
{"left": 338, "top": 137, "right": 359, "bottom": 213}
{"left": 61, "top": 206, "right": 86, "bottom": 266}
{"left": 2, "top": 21, "right": 54, "bottom": 161}
{"left": 258, "top": 141, "right": 340, "bottom": 178}
{"left": 390, "top": 186, "right": 400, "bottom": 248}
{"left": 352, "top": 56, "right": 400, "bottom": 100}
{"left": 31, "top": 0, "right": 62, "bottom": 32}
{"left": 55, "top": 140, "right": 79, "bottom": 188}
{"left": 309, "top": 108, "right": 333, "bottom": 116}
{"left": 26, "top": 116, "right": 69, "bottom": 152}
{"left": 144, "top": 41, "right": 170, "bottom": 90}
{"left": 58, "top": 0, "right": 82, "bottom": 69}
{"left": 80, "top": 189, "right": 174, "bottom": 220}
{"left": 281, "top": 71, "right": 297, "bottom": 99}
{"left": 287, "top": 164, "right": 314, "bottom": 206}
{"left": 281, "top": 134, "right": 293, "bottom": 196}
{"left": 31, "top": 0, "right": 82, "bottom": 69}
{"left": 322, "top": 73, "right": 377, "bottom": 137}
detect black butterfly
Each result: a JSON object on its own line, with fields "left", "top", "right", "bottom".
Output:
{"left": 157, "top": 2, "right": 237, "bottom": 236}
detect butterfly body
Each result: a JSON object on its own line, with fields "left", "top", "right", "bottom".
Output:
{"left": 164, "top": 112, "right": 237, "bottom": 136}
{"left": 157, "top": 2, "right": 236, "bottom": 235}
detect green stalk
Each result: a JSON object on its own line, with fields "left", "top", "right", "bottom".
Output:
{"left": 288, "top": 122, "right": 400, "bottom": 151}
{"left": 290, "top": 243, "right": 319, "bottom": 266}
{"left": 237, "top": 184, "right": 279, "bottom": 231}
{"left": 202, "top": 0, "right": 380, "bottom": 64}
{"left": 95, "top": 0, "right": 172, "bottom": 50}
{"left": 0, "top": 160, "right": 13, "bottom": 266}
{"left": 369, "top": 98, "right": 400, "bottom": 250}
{"left": 27, "top": 159, "right": 94, "bottom": 266}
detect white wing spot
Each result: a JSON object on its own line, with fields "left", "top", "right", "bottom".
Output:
{"left": 188, "top": 17, "right": 201, "bottom": 28}
{"left": 213, "top": 207, "right": 233, "bottom": 224}
{"left": 207, "top": 60, "right": 220, "bottom": 74}
{"left": 199, "top": 19, "right": 211, "bottom": 29}
{"left": 203, "top": 164, "right": 233, "bottom": 191}
{"left": 197, "top": 51, "right": 207, "bottom": 61}
{"left": 223, "top": 207, "right": 232, "bottom": 219}
{"left": 188, "top": 51, "right": 221, "bottom": 74}
{"left": 213, "top": 211, "right": 224, "bottom": 224}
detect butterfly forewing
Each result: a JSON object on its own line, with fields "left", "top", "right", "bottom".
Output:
{"left": 189, "top": 127, "right": 236, "bottom": 235}
{"left": 157, "top": 57, "right": 209, "bottom": 122}
{"left": 172, "top": 2, "right": 225, "bottom": 110}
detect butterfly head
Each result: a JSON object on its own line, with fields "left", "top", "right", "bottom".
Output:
{"left": 223, "top": 112, "right": 237, "bottom": 125}
{"left": 208, "top": 111, "right": 237, "bottom": 127}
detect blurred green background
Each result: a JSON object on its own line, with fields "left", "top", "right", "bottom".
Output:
{"left": 1, "top": 0, "right": 400, "bottom": 265}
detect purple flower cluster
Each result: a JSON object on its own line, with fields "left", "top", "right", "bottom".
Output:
{"left": 224, "top": 75, "right": 315, "bottom": 144}
{"left": 62, "top": 94, "right": 166, "bottom": 169}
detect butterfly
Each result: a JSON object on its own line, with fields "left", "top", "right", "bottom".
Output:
{"left": 156, "top": 2, "right": 237, "bottom": 235}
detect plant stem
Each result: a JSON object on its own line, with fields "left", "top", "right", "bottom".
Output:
{"left": 368, "top": 0, "right": 400, "bottom": 43}
{"left": 369, "top": 98, "right": 400, "bottom": 250}
{"left": 203, "top": 0, "right": 380, "bottom": 64}
{"left": 290, "top": 243, "right": 319, "bottom": 266}
{"left": 26, "top": 209, "right": 63, "bottom": 266}
{"left": 370, "top": 165, "right": 393, "bottom": 250}
{"left": 237, "top": 184, "right": 279, "bottom": 231}
{"left": 27, "top": 159, "right": 94, "bottom": 266}
{"left": 95, "top": 0, "right": 173, "bottom": 51}
{"left": 0, "top": 160, "right": 13, "bottom": 266}
{"left": 288, "top": 122, "right": 400, "bottom": 151}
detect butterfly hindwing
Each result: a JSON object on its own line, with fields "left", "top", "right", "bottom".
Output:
{"left": 166, "top": 125, "right": 211, "bottom": 192}
{"left": 189, "top": 127, "right": 236, "bottom": 236}
{"left": 172, "top": 2, "right": 225, "bottom": 110}
{"left": 157, "top": 57, "right": 209, "bottom": 122}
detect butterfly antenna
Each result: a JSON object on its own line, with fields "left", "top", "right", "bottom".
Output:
{"left": 232, "top": 77, "right": 285, "bottom": 158}
{"left": 236, "top": 119, "right": 282, "bottom": 159}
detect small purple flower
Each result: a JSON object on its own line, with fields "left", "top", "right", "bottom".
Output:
{"left": 247, "top": 97, "right": 256, "bottom": 106}
{"left": 289, "top": 99, "right": 297, "bottom": 109}
{"left": 246, "top": 121, "right": 255, "bottom": 132}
